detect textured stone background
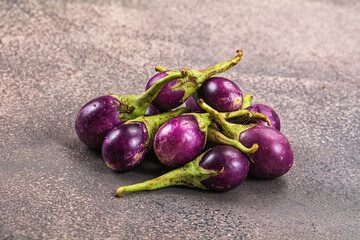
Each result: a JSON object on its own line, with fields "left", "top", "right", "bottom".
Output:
{"left": 1, "top": 0, "right": 359, "bottom": 239}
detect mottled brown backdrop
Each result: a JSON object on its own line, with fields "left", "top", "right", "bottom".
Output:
{"left": 1, "top": 0, "right": 359, "bottom": 239}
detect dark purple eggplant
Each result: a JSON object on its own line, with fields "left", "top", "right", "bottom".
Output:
{"left": 102, "top": 107, "right": 189, "bottom": 172}
{"left": 239, "top": 125, "right": 292, "bottom": 178}
{"left": 75, "top": 69, "right": 188, "bottom": 149}
{"left": 199, "top": 99, "right": 293, "bottom": 179}
{"left": 144, "top": 104, "right": 159, "bottom": 116}
{"left": 145, "top": 51, "right": 243, "bottom": 111}
{"left": 196, "top": 77, "right": 243, "bottom": 112}
{"left": 75, "top": 95, "right": 123, "bottom": 149}
{"left": 185, "top": 95, "right": 204, "bottom": 113}
{"left": 115, "top": 146, "right": 250, "bottom": 197}
{"left": 246, "top": 104, "right": 281, "bottom": 131}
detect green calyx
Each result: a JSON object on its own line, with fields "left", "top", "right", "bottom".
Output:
{"left": 182, "top": 108, "right": 259, "bottom": 151}
{"left": 241, "top": 94, "right": 253, "bottom": 109}
{"left": 198, "top": 99, "right": 263, "bottom": 154}
{"left": 115, "top": 149, "right": 222, "bottom": 197}
{"left": 111, "top": 69, "right": 188, "bottom": 122}
{"left": 207, "top": 127, "right": 258, "bottom": 157}
{"left": 127, "top": 107, "right": 190, "bottom": 149}
{"left": 156, "top": 50, "right": 244, "bottom": 104}
{"left": 185, "top": 112, "right": 213, "bottom": 135}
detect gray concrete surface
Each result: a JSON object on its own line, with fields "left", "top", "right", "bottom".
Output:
{"left": 1, "top": 0, "right": 359, "bottom": 239}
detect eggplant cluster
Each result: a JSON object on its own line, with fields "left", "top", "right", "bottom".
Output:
{"left": 74, "top": 51, "right": 293, "bottom": 197}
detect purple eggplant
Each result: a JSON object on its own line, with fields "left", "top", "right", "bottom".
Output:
{"left": 185, "top": 95, "right": 204, "bottom": 113}
{"left": 199, "top": 146, "right": 249, "bottom": 191}
{"left": 239, "top": 95, "right": 280, "bottom": 130}
{"left": 153, "top": 114, "right": 207, "bottom": 168}
{"left": 115, "top": 146, "right": 250, "bottom": 197}
{"left": 145, "top": 51, "right": 243, "bottom": 111}
{"left": 75, "top": 95, "right": 123, "bottom": 149}
{"left": 153, "top": 109, "right": 264, "bottom": 168}
{"left": 239, "top": 125, "right": 292, "bottom": 178}
{"left": 75, "top": 69, "right": 188, "bottom": 149}
{"left": 196, "top": 77, "right": 243, "bottom": 112}
{"left": 199, "top": 100, "right": 293, "bottom": 179}
{"left": 145, "top": 71, "right": 185, "bottom": 111}
{"left": 102, "top": 107, "right": 189, "bottom": 171}
{"left": 246, "top": 104, "right": 281, "bottom": 131}
{"left": 144, "top": 104, "right": 159, "bottom": 116}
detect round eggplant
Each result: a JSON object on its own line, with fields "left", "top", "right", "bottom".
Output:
{"left": 146, "top": 50, "right": 243, "bottom": 111}
{"left": 75, "top": 69, "right": 188, "bottom": 149}
{"left": 197, "top": 77, "right": 243, "bottom": 112}
{"left": 102, "top": 107, "right": 189, "bottom": 171}
{"left": 246, "top": 104, "right": 281, "bottom": 130}
{"left": 115, "top": 146, "right": 250, "bottom": 197}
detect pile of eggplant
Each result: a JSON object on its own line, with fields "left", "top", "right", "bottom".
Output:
{"left": 75, "top": 50, "right": 293, "bottom": 197}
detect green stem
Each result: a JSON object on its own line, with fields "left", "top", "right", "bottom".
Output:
{"left": 111, "top": 69, "right": 188, "bottom": 121}
{"left": 198, "top": 99, "right": 258, "bottom": 154}
{"left": 129, "top": 107, "right": 190, "bottom": 147}
{"left": 200, "top": 50, "right": 243, "bottom": 79}
{"left": 136, "top": 69, "right": 188, "bottom": 109}
{"left": 172, "top": 50, "right": 244, "bottom": 102}
{"left": 220, "top": 109, "right": 252, "bottom": 119}
{"left": 155, "top": 66, "right": 166, "bottom": 72}
{"left": 207, "top": 127, "right": 258, "bottom": 156}
{"left": 250, "top": 112, "right": 272, "bottom": 126}
{"left": 115, "top": 150, "right": 221, "bottom": 197}
{"left": 228, "top": 111, "right": 272, "bottom": 126}
{"left": 197, "top": 99, "right": 237, "bottom": 138}
{"left": 241, "top": 94, "right": 253, "bottom": 109}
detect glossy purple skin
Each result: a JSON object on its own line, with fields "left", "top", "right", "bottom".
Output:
{"left": 200, "top": 146, "right": 250, "bottom": 191}
{"left": 197, "top": 77, "right": 243, "bottom": 112}
{"left": 185, "top": 95, "right": 205, "bottom": 113}
{"left": 246, "top": 104, "right": 281, "bottom": 131}
{"left": 75, "top": 95, "right": 123, "bottom": 149}
{"left": 154, "top": 115, "right": 205, "bottom": 168}
{"left": 145, "top": 71, "right": 185, "bottom": 111}
{"left": 144, "top": 104, "right": 159, "bottom": 116}
{"left": 239, "top": 125, "right": 293, "bottom": 178}
{"left": 102, "top": 122, "right": 149, "bottom": 171}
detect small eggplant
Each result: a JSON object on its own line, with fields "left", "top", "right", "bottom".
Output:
{"left": 246, "top": 104, "right": 281, "bottom": 131}
{"left": 185, "top": 95, "right": 205, "bottom": 113}
{"left": 115, "top": 146, "right": 250, "bottom": 197}
{"left": 153, "top": 108, "right": 266, "bottom": 168}
{"left": 145, "top": 51, "right": 243, "bottom": 111}
{"left": 75, "top": 69, "right": 188, "bottom": 149}
{"left": 144, "top": 104, "right": 159, "bottom": 116}
{"left": 102, "top": 107, "right": 190, "bottom": 172}
{"left": 199, "top": 99, "right": 293, "bottom": 179}
{"left": 195, "top": 77, "right": 244, "bottom": 112}
{"left": 240, "top": 95, "right": 280, "bottom": 130}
